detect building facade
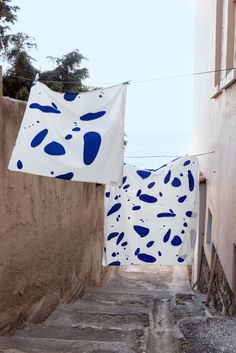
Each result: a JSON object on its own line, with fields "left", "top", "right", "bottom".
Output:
{"left": 193, "top": 0, "right": 236, "bottom": 315}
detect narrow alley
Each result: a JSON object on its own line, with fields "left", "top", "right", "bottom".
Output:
{"left": 1, "top": 1, "right": 236, "bottom": 352}
{"left": 0, "top": 265, "right": 235, "bottom": 353}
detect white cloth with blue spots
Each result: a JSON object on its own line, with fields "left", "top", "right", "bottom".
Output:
{"left": 8, "top": 82, "right": 127, "bottom": 184}
{"left": 103, "top": 157, "right": 199, "bottom": 266}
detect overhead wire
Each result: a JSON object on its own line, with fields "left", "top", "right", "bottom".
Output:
{"left": 3, "top": 70, "right": 220, "bottom": 160}
{"left": 124, "top": 151, "right": 215, "bottom": 159}
{"left": 3, "top": 67, "right": 236, "bottom": 86}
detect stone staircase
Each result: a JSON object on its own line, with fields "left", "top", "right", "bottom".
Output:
{"left": 0, "top": 286, "right": 169, "bottom": 353}
{"left": 0, "top": 266, "right": 224, "bottom": 353}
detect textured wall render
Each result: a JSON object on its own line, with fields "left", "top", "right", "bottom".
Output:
{"left": 0, "top": 96, "right": 104, "bottom": 333}
{"left": 193, "top": 0, "right": 236, "bottom": 292}
{"left": 199, "top": 251, "right": 235, "bottom": 316}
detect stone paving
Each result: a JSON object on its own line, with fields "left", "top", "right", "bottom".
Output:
{"left": 0, "top": 265, "right": 235, "bottom": 352}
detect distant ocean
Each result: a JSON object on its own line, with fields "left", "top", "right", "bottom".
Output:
{"left": 124, "top": 130, "right": 192, "bottom": 169}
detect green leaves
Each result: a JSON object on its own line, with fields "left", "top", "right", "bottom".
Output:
{"left": 40, "top": 50, "right": 89, "bottom": 93}
{"left": 1, "top": 2, "right": 90, "bottom": 100}
{"left": 0, "top": 0, "right": 19, "bottom": 52}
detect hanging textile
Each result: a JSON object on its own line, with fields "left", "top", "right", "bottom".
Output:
{"left": 8, "top": 82, "right": 127, "bottom": 184}
{"left": 103, "top": 157, "right": 199, "bottom": 266}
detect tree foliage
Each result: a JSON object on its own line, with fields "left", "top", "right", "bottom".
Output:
{"left": 1, "top": 0, "right": 37, "bottom": 99}
{"left": 0, "top": 1, "right": 90, "bottom": 100}
{"left": 0, "top": 0, "right": 19, "bottom": 53}
{"left": 40, "top": 50, "right": 89, "bottom": 93}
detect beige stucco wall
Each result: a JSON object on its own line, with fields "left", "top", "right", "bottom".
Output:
{"left": 193, "top": 0, "right": 236, "bottom": 292}
{"left": 0, "top": 95, "right": 105, "bottom": 333}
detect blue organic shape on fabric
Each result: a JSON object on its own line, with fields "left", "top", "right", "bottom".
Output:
{"left": 80, "top": 111, "right": 106, "bottom": 121}
{"left": 30, "top": 102, "right": 61, "bottom": 114}
{"left": 133, "top": 225, "right": 150, "bottom": 237}
{"left": 183, "top": 222, "right": 188, "bottom": 227}
{"left": 17, "top": 160, "right": 23, "bottom": 169}
{"left": 65, "top": 134, "right": 72, "bottom": 140}
{"left": 137, "top": 253, "right": 157, "bottom": 263}
{"left": 132, "top": 205, "right": 141, "bottom": 211}
{"left": 184, "top": 160, "right": 191, "bottom": 166}
{"left": 164, "top": 170, "right": 171, "bottom": 184}
{"left": 123, "top": 184, "right": 130, "bottom": 190}
{"left": 107, "top": 203, "right": 121, "bottom": 216}
{"left": 171, "top": 236, "right": 182, "bottom": 246}
{"left": 157, "top": 212, "right": 176, "bottom": 218}
{"left": 112, "top": 252, "right": 116, "bottom": 257}
{"left": 148, "top": 182, "right": 155, "bottom": 189}
{"left": 135, "top": 248, "right": 140, "bottom": 255}
{"left": 63, "top": 92, "right": 79, "bottom": 101}
{"left": 159, "top": 192, "right": 163, "bottom": 197}
{"left": 186, "top": 211, "right": 192, "bottom": 218}
{"left": 107, "top": 232, "right": 119, "bottom": 241}
{"left": 147, "top": 241, "right": 154, "bottom": 248}
{"left": 139, "top": 194, "right": 157, "bottom": 203}
{"left": 136, "top": 170, "right": 151, "bottom": 179}
{"left": 122, "top": 176, "right": 127, "bottom": 184}
{"left": 72, "top": 127, "right": 81, "bottom": 131}
{"left": 31, "top": 129, "right": 48, "bottom": 148}
{"left": 163, "top": 229, "right": 171, "bottom": 243}
{"left": 121, "top": 241, "right": 128, "bottom": 247}
{"left": 178, "top": 195, "right": 187, "bottom": 203}
{"left": 116, "top": 232, "right": 125, "bottom": 245}
{"left": 172, "top": 177, "right": 181, "bottom": 187}
{"left": 136, "top": 189, "right": 142, "bottom": 197}
{"left": 109, "top": 261, "right": 121, "bottom": 266}
{"left": 177, "top": 257, "right": 185, "bottom": 263}
{"left": 158, "top": 251, "right": 162, "bottom": 256}
{"left": 44, "top": 141, "right": 66, "bottom": 156}
{"left": 105, "top": 192, "right": 110, "bottom": 198}
{"left": 188, "top": 170, "right": 195, "bottom": 191}
{"left": 83, "top": 131, "right": 101, "bottom": 165}
{"left": 55, "top": 172, "right": 74, "bottom": 180}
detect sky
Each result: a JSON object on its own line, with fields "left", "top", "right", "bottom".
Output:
{"left": 9, "top": 0, "right": 195, "bottom": 168}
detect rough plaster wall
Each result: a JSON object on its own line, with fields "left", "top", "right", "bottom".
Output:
{"left": 0, "top": 97, "right": 105, "bottom": 333}
{"left": 193, "top": 0, "right": 236, "bottom": 291}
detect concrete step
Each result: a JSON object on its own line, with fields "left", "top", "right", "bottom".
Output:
{"left": 58, "top": 301, "right": 152, "bottom": 315}
{"left": 44, "top": 305, "right": 149, "bottom": 330}
{"left": 79, "top": 288, "right": 170, "bottom": 308}
{"left": 85, "top": 287, "right": 170, "bottom": 299}
{"left": 80, "top": 293, "right": 150, "bottom": 308}
{"left": 16, "top": 324, "right": 143, "bottom": 348}
{"left": 0, "top": 337, "right": 135, "bottom": 353}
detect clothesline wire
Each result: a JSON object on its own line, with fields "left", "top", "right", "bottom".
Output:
{"left": 124, "top": 151, "right": 215, "bottom": 158}
{"left": 3, "top": 67, "right": 236, "bottom": 86}
{"left": 131, "top": 67, "right": 235, "bottom": 84}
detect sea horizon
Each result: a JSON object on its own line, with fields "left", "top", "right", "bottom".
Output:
{"left": 124, "top": 130, "right": 192, "bottom": 169}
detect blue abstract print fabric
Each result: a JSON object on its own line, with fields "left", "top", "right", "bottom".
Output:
{"left": 103, "top": 157, "right": 199, "bottom": 266}
{"left": 8, "top": 82, "right": 127, "bottom": 184}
